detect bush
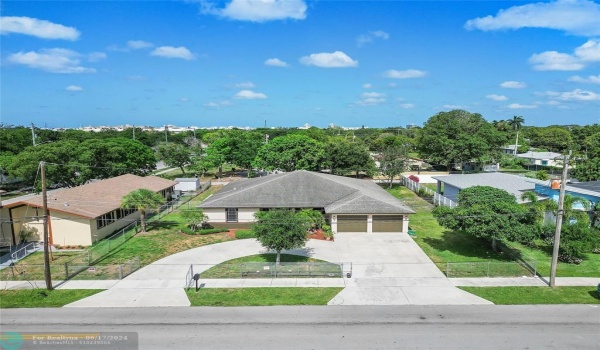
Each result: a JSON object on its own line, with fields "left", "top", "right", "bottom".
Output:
{"left": 235, "top": 230, "right": 256, "bottom": 239}
{"left": 535, "top": 170, "right": 549, "bottom": 180}
{"left": 180, "top": 227, "right": 228, "bottom": 235}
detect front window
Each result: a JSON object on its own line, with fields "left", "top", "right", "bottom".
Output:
{"left": 226, "top": 208, "right": 238, "bottom": 222}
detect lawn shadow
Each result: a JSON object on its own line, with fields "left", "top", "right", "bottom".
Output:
{"left": 422, "top": 230, "right": 515, "bottom": 262}
{"left": 588, "top": 290, "right": 600, "bottom": 301}
{"left": 148, "top": 220, "right": 180, "bottom": 231}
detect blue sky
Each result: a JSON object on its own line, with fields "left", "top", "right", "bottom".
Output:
{"left": 1, "top": 0, "right": 599, "bottom": 129}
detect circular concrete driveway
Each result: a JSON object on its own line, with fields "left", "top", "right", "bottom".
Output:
{"left": 66, "top": 233, "right": 490, "bottom": 307}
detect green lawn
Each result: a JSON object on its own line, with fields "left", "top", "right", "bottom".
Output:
{"left": 0, "top": 289, "right": 103, "bottom": 308}
{"left": 460, "top": 286, "right": 600, "bottom": 304}
{"left": 185, "top": 287, "right": 343, "bottom": 306}
{"left": 387, "top": 185, "right": 600, "bottom": 278}
{"left": 200, "top": 254, "right": 341, "bottom": 279}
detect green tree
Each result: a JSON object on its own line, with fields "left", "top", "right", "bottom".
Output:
{"left": 527, "top": 127, "right": 573, "bottom": 152}
{"left": 507, "top": 116, "right": 525, "bottom": 156}
{"left": 433, "top": 186, "right": 536, "bottom": 251}
{"left": 252, "top": 209, "right": 311, "bottom": 266}
{"left": 156, "top": 142, "right": 191, "bottom": 174}
{"left": 417, "top": 110, "right": 506, "bottom": 171}
{"left": 120, "top": 189, "right": 165, "bottom": 232}
{"left": 326, "top": 139, "right": 375, "bottom": 176}
{"left": 205, "top": 137, "right": 231, "bottom": 179}
{"left": 253, "top": 134, "right": 326, "bottom": 172}
{"left": 572, "top": 132, "right": 600, "bottom": 181}
{"left": 379, "top": 146, "right": 409, "bottom": 188}
{"left": 228, "top": 131, "right": 263, "bottom": 176}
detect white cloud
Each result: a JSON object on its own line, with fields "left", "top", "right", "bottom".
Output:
{"left": 0, "top": 16, "right": 80, "bottom": 40}
{"left": 529, "top": 51, "right": 585, "bottom": 71}
{"left": 180, "top": 97, "right": 189, "bottom": 102}
{"left": 559, "top": 89, "right": 600, "bottom": 101}
{"left": 235, "top": 81, "right": 256, "bottom": 88}
{"left": 357, "top": 30, "right": 390, "bottom": 47}
{"left": 507, "top": 103, "right": 538, "bottom": 109}
{"left": 486, "top": 94, "right": 508, "bottom": 101}
{"left": 65, "top": 85, "right": 83, "bottom": 92}
{"left": 300, "top": 51, "right": 358, "bottom": 68}
{"left": 442, "top": 104, "right": 465, "bottom": 110}
{"left": 574, "top": 39, "right": 600, "bottom": 61}
{"left": 127, "top": 40, "right": 153, "bottom": 49}
{"left": 7, "top": 48, "right": 96, "bottom": 74}
{"left": 363, "top": 83, "right": 373, "bottom": 89}
{"left": 464, "top": 0, "right": 600, "bottom": 36}
{"left": 500, "top": 81, "right": 527, "bottom": 89}
{"left": 204, "top": 0, "right": 307, "bottom": 22}
{"left": 88, "top": 52, "right": 107, "bottom": 62}
{"left": 264, "top": 58, "right": 289, "bottom": 67}
{"left": 234, "top": 90, "right": 267, "bottom": 99}
{"left": 383, "top": 69, "right": 427, "bottom": 79}
{"left": 355, "top": 92, "right": 386, "bottom": 106}
{"left": 204, "top": 100, "right": 232, "bottom": 108}
{"left": 568, "top": 74, "right": 600, "bottom": 84}
{"left": 151, "top": 46, "right": 195, "bottom": 60}
{"left": 528, "top": 40, "right": 600, "bottom": 71}
{"left": 399, "top": 103, "right": 415, "bottom": 109}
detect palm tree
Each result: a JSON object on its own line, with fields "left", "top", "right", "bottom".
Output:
{"left": 121, "top": 188, "right": 166, "bottom": 232}
{"left": 507, "top": 116, "right": 525, "bottom": 155}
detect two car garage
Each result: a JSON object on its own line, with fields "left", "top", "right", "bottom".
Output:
{"left": 336, "top": 215, "right": 405, "bottom": 233}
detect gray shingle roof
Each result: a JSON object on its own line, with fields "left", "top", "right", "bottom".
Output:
{"left": 516, "top": 151, "right": 562, "bottom": 160}
{"left": 432, "top": 172, "right": 548, "bottom": 203}
{"left": 200, "top": 171, "right": 415, "bottom": 214}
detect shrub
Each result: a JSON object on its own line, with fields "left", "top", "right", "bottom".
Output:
{"left": 180, "top": 227, "right": 229, "bottom": 235}
{"left": 535, "top": 170, "right": 549, "bottom": 181}
{"left": 235, "top": 230, "right": 256, "bottom": 239}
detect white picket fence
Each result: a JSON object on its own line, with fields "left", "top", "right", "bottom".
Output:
{"left": 402, "top": 176, "right": 457, "bottom": 208}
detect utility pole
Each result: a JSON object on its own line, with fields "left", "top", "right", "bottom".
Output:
{"left": 40, "top": 161, "right": 53, "bottom": 290}
{"left": 132, "top": 125, "right": 136, "bottom": 140}
{"left": 549, "top": 152, "right": 570, "bottom": 287}
{"left": 30, "top": 123, "right": 37, "bottom": 146}
{"left": 165, "top": 125, "right": 168, "bottom": 143}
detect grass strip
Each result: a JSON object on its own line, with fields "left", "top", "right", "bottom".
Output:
{"left": 186, "top": 287, "right": 343, "bottom": 306}
{"left": 460, "top": 286, "right": 600, "bottom": 304}
{"left": 0, "top": 289, "right": 103, "bottom": 308}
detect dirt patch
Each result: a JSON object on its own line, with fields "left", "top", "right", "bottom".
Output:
{"left": 307, "top": 229, "right": 333, "bottom": 242}
{"left": 224, "top": 230, "right": 237, "bottom": 240}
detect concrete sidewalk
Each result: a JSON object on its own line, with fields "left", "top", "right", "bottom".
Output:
{"left": 3, "top": 276, "right": 597, "bottom": 291}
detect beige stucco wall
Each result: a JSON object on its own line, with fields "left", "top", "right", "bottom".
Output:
{"left": 204, "top": 208, "right": 259, "bottom": 223}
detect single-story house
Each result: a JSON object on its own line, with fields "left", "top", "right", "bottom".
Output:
{"left": 174, "top": 178, "right": 200, "bottom": 192}
{"left": 199, "top": 170, "right": 415, "bottom": 233}
{"left": 432, "top": 172, "right": 549, "bottom": 203}
{"left": 516, "top": 151, "right": 563, "bottom": 167}
{"left": 534, "top": 180, "right": 600, "bottom": 209}
{"left": 0, "top": 174, "right": 176, "bottom": 247}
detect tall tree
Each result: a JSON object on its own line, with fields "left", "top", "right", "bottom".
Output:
{"left": 205, "top": 137, "right": 231, "bottom": 179}
{"left": 120, "top": 189, "right": 165, "bottom": 232}
{"left": 253, "top": 134, "right": 326, "bottom": 172}
{"left": 417, "top": 110, "right": 506, "bottom": 171}
{"left": 433, "top": 186, "right": 537, "bottom": 251}
{"left": 379, "top": 146, "right": 409, "bottom": 188}
{"left": 156, "top": 142, "right": 191, "bottom": 174}
{"left": 507, "top": 116, "right": 525, "bottom": 155}
{"left": 252, "top": 209, "right": 310, "bottom": 266}
{"left": 572, "top": 132, "right": 600, "bottom": 181}
{"left": 326, "top": 139, "right": 375, "bottom": 176}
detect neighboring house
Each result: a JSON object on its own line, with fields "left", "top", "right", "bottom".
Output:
{"left": 199, "top": 170, "right": 415, "bottom": 233}
{"left": 174, "top": 178, "right": 200, "bottom": 192}
{"left": 431, "top": 172, "right": 548, "bottom": 203}
{"left": 500, "top": 145, "right": 520, "bottom": 155}
{"left": 534, "top": 180, "right": 600, "bottom": 209}
{"left": 0, "top": 174, "right": 176, "bottom": 247}
{"left": 516, "top": 151, "right": 563, "bottom": 167}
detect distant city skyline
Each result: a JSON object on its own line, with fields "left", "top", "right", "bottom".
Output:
{"left": 1, "top": 1, "right": 599, "bottom": 128}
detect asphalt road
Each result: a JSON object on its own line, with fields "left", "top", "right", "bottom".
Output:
{"left": 2, "top": 305, "right": 599, "bottom": 349}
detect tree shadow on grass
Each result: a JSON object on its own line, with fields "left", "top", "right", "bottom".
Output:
{"left": 147, "top": 220, "right": 180, "bottom": 231}
{"left": 588, "top": 290, "right": 600, "bottom": 301}
{"left": 421, "top": 230, "right": 514, "bottom": 262}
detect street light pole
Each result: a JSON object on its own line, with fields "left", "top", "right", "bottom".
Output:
{"left": 549, "top": 152, "right": 570, "bottom": 287}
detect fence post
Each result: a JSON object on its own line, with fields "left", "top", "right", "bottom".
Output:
{"left": 118, "top": 265, "right": 123, "bottom": 279}
{"left": 446, "top": 262, "right": 449, "bottom": 277}
{"left": 64, "top": 262, "right": 69, "bottom": 280}
{"left": 487, "top": 262, "right": 490, "bottom": 277}
{"left": 87, "top": 250, "right": 91, "bottom": 265}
